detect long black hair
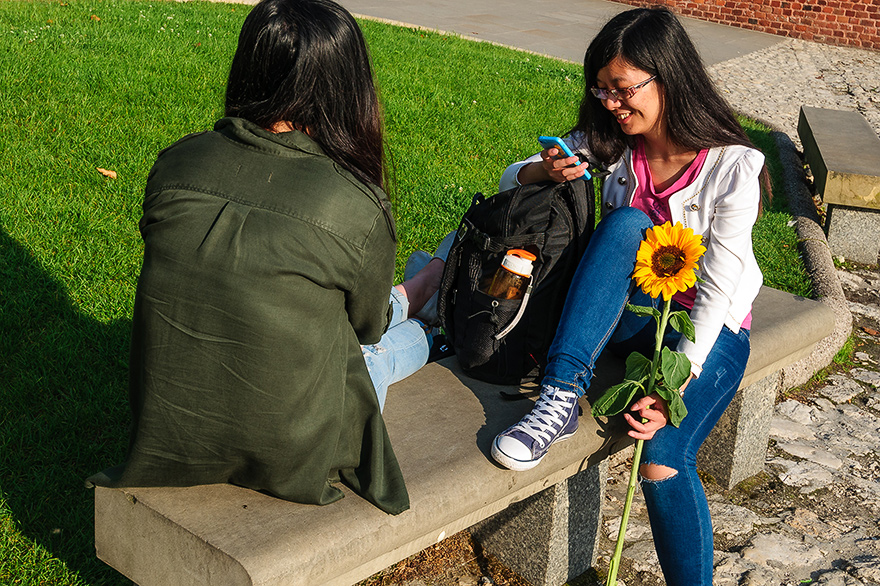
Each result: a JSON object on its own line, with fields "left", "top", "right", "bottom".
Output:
{"left": 225, "top": 0, "right": 387, "bottom": 191}
{"left": 575, "top": 9, "right": 763, "bottom": 167}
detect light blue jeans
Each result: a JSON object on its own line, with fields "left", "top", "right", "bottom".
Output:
{"left": 362, "top": 287, "right": 431, "bottom": 412}
{"left": 542, "top": 207, "right": 750, "bottom": 586}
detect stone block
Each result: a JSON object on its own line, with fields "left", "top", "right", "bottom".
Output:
{"left": 825, "top": 204, "right": 880, "bottom": 265}
{"left": 798, "top": 106, "right": 880, "bottom": 211}
{"left": 697, "top": 373, "right": 780, "bottom": 488}
{"left": 471, "top": 461, "right": 606, "bottom": 586}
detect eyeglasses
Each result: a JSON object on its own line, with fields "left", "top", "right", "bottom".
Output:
{"left": 590, "top": 76, "right": 656, "bottom": 101}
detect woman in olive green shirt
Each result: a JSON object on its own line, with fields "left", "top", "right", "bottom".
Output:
{"left": 90, "top": 0, "right": 441, "bottom": 515}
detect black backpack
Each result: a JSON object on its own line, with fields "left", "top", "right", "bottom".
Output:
{"left": 437, "top": 179, "right": 595, "bottom": 385}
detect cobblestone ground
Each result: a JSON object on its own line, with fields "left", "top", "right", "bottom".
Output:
{"left": 709, "top": 38, "right": 880, "bottom": 146}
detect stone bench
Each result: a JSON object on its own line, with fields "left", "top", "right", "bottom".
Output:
{"left": 93, "top": 285, "right": 835, "bottom": 586}
{"left": 797, "top": 105, "right": 880, "bottom": 266}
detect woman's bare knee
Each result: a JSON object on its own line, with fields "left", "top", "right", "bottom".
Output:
{"left": 640, "top": 463, "right": 677, "bottom": 481}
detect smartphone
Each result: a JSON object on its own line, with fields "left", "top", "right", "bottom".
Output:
{"left": 537, "top": 136, "right": 591, "bottom": 180}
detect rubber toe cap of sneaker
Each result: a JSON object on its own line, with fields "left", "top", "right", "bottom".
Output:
{"left": 492, "top": 435, "right": 540, "bottom": 471}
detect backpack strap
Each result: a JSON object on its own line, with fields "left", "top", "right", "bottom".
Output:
{"left": 493, "top": 284, "right": 532, "bottom": 340}
{"left": 463, "top": 222, "right": 545, "bottom": 254}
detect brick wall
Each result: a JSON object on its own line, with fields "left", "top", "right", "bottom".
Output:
{"left": 612, "top": 0, "right": 880, "bottom": 50}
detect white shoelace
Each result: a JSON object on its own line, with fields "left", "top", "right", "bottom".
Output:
{"left": 512, "top": 387, "right": 578, "bottom": 447}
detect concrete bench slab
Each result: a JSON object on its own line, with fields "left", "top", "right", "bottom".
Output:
{"left": 95, "top": 355, "right": 630, "bottom": 586}
{"left": 798, "top": 106, "right": 880, "bottom": 211}
{"left": 798, "top": 105, "right": 880, "bottom": 264}
{"left": 740, "top": 285, "right": 836, "bottom": 388}
{"left": 94, "top": 286, "right": 835, "bottom": 586}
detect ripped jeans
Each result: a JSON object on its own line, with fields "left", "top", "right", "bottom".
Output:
{"left": 635, "top": 324, "right": 748, "bottom": 585}
{"left": 362, "top": 287, "right": 431, "bottom": 412}
{"left": 541, "top": 207, "right": 750, "bottom": 585}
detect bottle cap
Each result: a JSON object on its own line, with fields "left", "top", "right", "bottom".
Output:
{"left": 501, "top": 249, "right": 536, "bottom": 277}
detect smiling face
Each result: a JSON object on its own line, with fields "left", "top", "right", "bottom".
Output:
{"left": 595, "top": 56, "right": 666, "bottom": 142}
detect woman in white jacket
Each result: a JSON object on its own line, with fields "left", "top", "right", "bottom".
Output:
{"left": 491, "top": 8, "right": 769, "bottom": 584}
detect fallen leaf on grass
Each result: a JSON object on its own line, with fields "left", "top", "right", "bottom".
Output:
{"left": 90, "top": 14, "right": 100, "bottom": 21}
{"left": 97, "top": 167, "right": 117, "bottom": 179}
{"left": 862, "top": 326, "right": 879, "bottom": 336}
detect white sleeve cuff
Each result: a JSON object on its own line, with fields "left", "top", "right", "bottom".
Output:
{"left": 499, "top": 161, "right": 531, "bottom": 191}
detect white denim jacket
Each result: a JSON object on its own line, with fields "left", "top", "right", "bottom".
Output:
{"left": 499, "top": 134, "right": 764, "bottom": 376}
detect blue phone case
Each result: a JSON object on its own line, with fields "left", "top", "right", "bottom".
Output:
{"left": 537, "top": 136, "right": 591, "bottom": 180}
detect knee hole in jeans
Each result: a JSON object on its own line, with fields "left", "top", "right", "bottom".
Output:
{"left": 640, "top": 463, "right": 678, "bottom": 482}
{"left": 362, "top": 343, "right": 387, "bottom": 356}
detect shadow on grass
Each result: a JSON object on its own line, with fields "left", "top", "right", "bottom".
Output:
{"left": 0, "top": 226, "right": 131, "bottom": 584}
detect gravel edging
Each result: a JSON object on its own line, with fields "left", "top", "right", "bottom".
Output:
{"left": 773, "top": 131, "right": 853, "bottom": 389}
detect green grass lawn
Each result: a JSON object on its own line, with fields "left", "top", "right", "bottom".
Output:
{"left": 0, "top": 1, "right": 809, "bottom": 584}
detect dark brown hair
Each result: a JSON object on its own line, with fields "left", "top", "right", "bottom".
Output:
{"left": 225, "top": 0, "right": 387, "bottom": 191}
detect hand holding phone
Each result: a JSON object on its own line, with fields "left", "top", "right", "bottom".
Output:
{"left": 538, "top": 136, "right": 591, "bottom": 180}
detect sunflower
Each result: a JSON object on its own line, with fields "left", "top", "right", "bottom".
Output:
{"left": 633, "top": 222, "right": 706, "bottom": 300}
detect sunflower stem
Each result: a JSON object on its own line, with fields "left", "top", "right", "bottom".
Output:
{"left": 606, "top": 437, "right": 643, "bottom": 585}
{"left": 646, "top": 298, "right": 673, "bottom": 398}
{"left": 605, "top": 297, "right": 673, "bottom": 586}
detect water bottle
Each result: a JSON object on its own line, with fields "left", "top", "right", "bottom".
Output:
{"left": 484, "top": 249, "right": 536, "bottom": 300}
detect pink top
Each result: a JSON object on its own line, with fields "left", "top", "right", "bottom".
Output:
{"left": 631, "top": 140, "right": 752, "bottom": 330}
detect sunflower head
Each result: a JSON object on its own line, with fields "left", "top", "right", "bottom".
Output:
{"left": 633, "top": 222, "right": 706, "bottom": 301}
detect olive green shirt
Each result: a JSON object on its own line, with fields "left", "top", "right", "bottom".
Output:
{"left": 92, "top": 117, "right": 408, "bottom": 514}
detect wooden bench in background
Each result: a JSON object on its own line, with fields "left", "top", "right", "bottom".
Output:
{"left": 93, "top": 286, "right": 835, "bottom": 586}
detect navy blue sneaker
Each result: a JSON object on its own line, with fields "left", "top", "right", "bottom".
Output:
{"left": 491, "top": 385, "right": 579, "bottom": 471}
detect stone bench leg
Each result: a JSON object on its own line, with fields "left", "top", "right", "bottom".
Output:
{"left": 825, "top": 204, "right": 880, "bottom": 265}
{"left": 697, "top": 372, "right": 781, "bottom": 488}
{"left": 470, "top": 461, "right": 606, "bottom": 586}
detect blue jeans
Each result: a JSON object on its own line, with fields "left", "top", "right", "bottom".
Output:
{"left": 542, "top": 207, "right": 750, "bottom": 586}
{"left": 362, "top": 287, "right": 431, "bottom": 412}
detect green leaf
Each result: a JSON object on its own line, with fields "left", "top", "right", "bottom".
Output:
{"left": 654, "top": 386, "right": 688, "bottom": 426}
{"left": 655, "top": 385, "right": 676, "bottom": 401}
{"left": 660, "top": 347, "right": 691, "bottom": 391}
{"left": 654, "top": 385, "right": 678, "bottom": 411}
{"left": 624, "top": 352, "right": 652, "bottom": 383}
{"left": 668, "top": 310, "right": 696, "bottom": 342}
{"left": 625, "top": 303, "right": 660, "bottom": 320}
{"left": 591, "top": 380, "right": 643, "bottom": 418}
{"left": 666, "top": 394, "right": 689, "bottom": 427}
